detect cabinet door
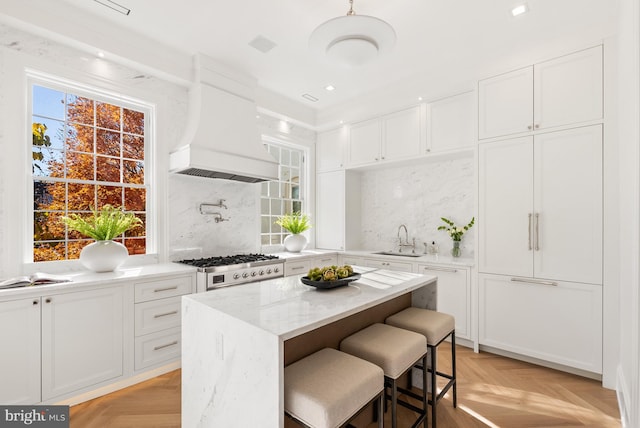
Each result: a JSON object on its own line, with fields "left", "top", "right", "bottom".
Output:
{"left": 534, "top": 46, "right": 603, "bottom": 131}
{"left": 479, "top": 137, "right": 534, "bottom": 276}
{"left": 478, "top": 66, "right": 534, "bottom": 139}
{"left": 364, "top": 258, "right": 414, "bottom": 272}
{"left": 0, "top": 298, "right": 41, "bottom": 404}
{"left": 479, "top": 274, "right": 602, "bottom": 373}
{"left": 348, "top": 119, "right": 381, "bottom": 166}
{"left": 41, "top": 286, "right": 124, "bottom": 400}
{"left": 382, "top": 106, "right": 424, "bottom": 161}
{"left": 315, "top": 254, "right": 339, "bottom": 266}
{"left": 418, "top": 265, "right": 470, "bottom": 339}
{"left": 428, "top": 91, "right": 475, "bottom": 153}
{"left": 533, "top": 126, "right": 602, "bottom": 284}
{"left": 316, "top": 171, "right": 345, "bottom": 250}
{"left": 317, "top": 127, "right": 347, "bottom": 172}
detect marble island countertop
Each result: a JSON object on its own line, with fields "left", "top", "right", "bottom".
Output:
{"left": 181, "top": 266, "right": 437, "bottom": 428}
{"left": 183, "top": 266, "right": 436, "bottom": 340}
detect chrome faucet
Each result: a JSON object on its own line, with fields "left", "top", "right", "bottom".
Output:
{"left": 397, "top": 224, "right": 416, "bottom": 253}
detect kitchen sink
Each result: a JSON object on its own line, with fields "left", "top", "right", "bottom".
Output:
{"left": 374, "top": 251, "right": 423, "bottom": 258}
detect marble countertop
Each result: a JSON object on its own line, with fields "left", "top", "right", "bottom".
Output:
{"left": 0, "top": 263, "right": 196, "bottom": 299}
{"left": 183, "top": 266, "right": 437, "bottom": 340}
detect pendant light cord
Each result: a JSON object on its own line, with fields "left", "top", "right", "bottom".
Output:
{"left": 346, "top": 0, "right": 355, "bottom": 16}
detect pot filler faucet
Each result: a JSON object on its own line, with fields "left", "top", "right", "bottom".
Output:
{"left": 397, "top": 224, "right": 416, "bottom": 253}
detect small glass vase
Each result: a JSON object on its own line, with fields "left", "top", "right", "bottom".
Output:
{"left": 451, "top": 241, "right": 462, "bottom": 258}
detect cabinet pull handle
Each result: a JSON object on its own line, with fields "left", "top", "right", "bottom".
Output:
{"left": 423, "top": 266, "right": 458, "bottom": 273}
{"left": 528, "top": 125, "right": 533, "bottom": 130}
{"left": 535, "top": 124, "right": 540, "bottom": 129}
{"left": 154, "top": 286, "right": 178, "bottom": 293}
{"left": 154, "top": 310, "right": 178, "bottom": 319}
{"left": 320, "top": 258, "right": 333, "bottom": 262}
{"left": 510, "top": 277, "right": 557, "bottom": 286}
{"left": 528, "top": 213, "right": 533, "bottom": 250}
{"left": 535, "top": 213, "right": 540, "bottom": 251}
{"left": 291, "top": 266, "right": 305, "bottom": 270}
{"left": 33, "top": 300, "right": 39, "bottom": 305}
{"left": 45, "top": 298, "right": 52, "bottom": 303}
{"left": 154, "top": 341, "right": 178, "bottom": 351}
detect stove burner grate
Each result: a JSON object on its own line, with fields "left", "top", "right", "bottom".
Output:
{"left": 177, "top": 253, "right": 279, "bottom": 268}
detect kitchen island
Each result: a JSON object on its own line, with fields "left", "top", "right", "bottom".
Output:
{"left": 181, "top": 267, "right": 437, "bottom": 428}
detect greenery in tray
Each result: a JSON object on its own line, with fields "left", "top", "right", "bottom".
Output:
{"left": 61, "top": 205, "right": 142, "bottom": 241}
{"left": 274, "top": 211, "right": 312, "bottom": 234}
{"left": 307, "top": 265, "right": 354, "bottom": 282}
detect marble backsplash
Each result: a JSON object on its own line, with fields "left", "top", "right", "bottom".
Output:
{"left": 168, "top": 174, "right": 262, "bottom": 260}
{"left": 359, "top": 155, "right": 476, "bottom": 258}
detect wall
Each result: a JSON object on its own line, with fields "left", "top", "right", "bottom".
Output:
{"left": 359, "top": 155, "right": 475, "bottom": 256}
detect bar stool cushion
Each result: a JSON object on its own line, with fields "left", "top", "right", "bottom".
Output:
{"left": 340, "top": 323, "right": 426, "bottom": 379}
{"left": 386, "top": 307, "right": 455, "bottom": 345}
{"left": 284, "top": 348, "right": 384, "bottom": 428}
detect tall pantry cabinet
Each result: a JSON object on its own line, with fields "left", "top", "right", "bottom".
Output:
{"left": 477, "top": 46, "right": 604, "bottom": 374}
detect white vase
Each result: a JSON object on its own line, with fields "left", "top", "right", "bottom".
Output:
{"left": 283, "top": 234, "right": 307, "bottom": 253}
{"left": 80, "top": 240, "right": 129, "bottom": 272}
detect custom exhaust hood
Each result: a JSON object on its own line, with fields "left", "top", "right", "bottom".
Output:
{"left": 169, "top": 54, "right": 279, "bottom": 183}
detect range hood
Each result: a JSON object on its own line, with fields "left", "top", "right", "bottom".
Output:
{"left": 169, "top": 54, "right": 279, "bottom": 183}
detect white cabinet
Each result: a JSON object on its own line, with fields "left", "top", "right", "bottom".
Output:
{"left": 315, "top": 254, "right": 338, "bottom": 266}
{"left": 0, "top": 298, "right": 41, "bottom": 404}
{"left": 479, "top": 46, "right": 603, "bottom": 140}
{"left": 417, "top": 264, "right": 471, "bottom": 340}
{"left": 479, "top": 125, "right": 602, "bottom": 284}
{"left": 427, "top": 91, "right": 475, "bottom": 153}
{"left": 316, "top": 170, "right": 345, "bottom": 250}
{"left": 364, "top": 258, "right": 414, "bottom": 273}
{"left": 284, "top": 259, "right": 312, "bottom": 276}
{"left": 479, "top": 273, "right": 602, "bottom": 373}
{"left": 316, "top": 127, "right": 347, "bottom": 172}
{"left": 41, "top": 286, "right": 124, "bottom": 400}
{"left": 339, "top": 254, "right": 364, "bottom": 266}
{"left": 133, "top": 275, "right": 193, "bottom": 371}
{"left": 347, "top": 105, "right": 425, "bottom": 167}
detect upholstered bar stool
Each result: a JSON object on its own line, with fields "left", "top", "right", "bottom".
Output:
{"left": 284, "top": 348, "right": 385, "bottom": 428}
{"left": 385, "top": 307, "right": 457, "bottom": 428}
{"left": 339, "top": 323, "right": 428, "bottom": 428}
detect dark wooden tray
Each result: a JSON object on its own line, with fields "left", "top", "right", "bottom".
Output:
{"left": 300, "top": 273, "right": 361, "bottom": 289}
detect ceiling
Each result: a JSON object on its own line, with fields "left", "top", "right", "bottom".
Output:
{"left": 2, "top": 0, "right": 619, "bottom": 112}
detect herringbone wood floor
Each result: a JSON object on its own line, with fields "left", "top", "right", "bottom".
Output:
{"left": 69, "top": 344, "right": 621, "bottom": 427}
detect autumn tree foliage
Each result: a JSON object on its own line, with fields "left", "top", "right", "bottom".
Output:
{"left": 33, "top": 90, "right": 146, "bottom": 262}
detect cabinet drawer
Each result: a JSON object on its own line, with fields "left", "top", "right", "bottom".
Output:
{"left": 364, "top": 258, "right": 414, "bottom": 273}
{"left": 135, "top": 327, "right": 181, "bottom": 371}
{"left": 135, "top": 297, "right": 182, "bottom": 337}
{"left": 285, "top": 260, "right": 311, "bottom": 277}
{"left": 134, "top": 276, "right": 193, "bottom": 303}
{"left": 340, "top": 255, "right": 364, "bottom": 266}
{"left": 315, "top": 254, "right": 338, "bottom": 266}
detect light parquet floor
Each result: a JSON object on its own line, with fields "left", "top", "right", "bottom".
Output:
{"left": 69, "top": 344, "right": 621, "bottom": 428}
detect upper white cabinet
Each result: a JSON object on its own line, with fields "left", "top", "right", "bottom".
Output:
{"left": 316, "top": 170, "right": 346, "bottom": 250}
{"left": 427, "top": 91, "right": 476, "bottom": 153}
{"left": 478, "top": 46, "right": 603, "bottom": 140}
{"left": 479, "top": 125, "right": 603, "bottom": 284}
{"left": 316, "top": 127, "right": 348, "bottom": 172}
{"left": 347, "top": 105, "right": 425, "bottom": 167}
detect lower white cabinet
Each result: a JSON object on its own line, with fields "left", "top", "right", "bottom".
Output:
{"left": 0, "top": 298, "right": 41, "bottom": 404}
{"left": 339, "top": 254, "right": 364, "bottom": 266}
{"left": 41, "top": 286, "right": 124, "bottom": 401}
{"left": 364, "top": 258, "right": 414, "bottom": 273}
{"left": 314, "top": 254, "right": 338, "bottom": 267}
{"left": 284, "top": 259, "right": 312, "bottom": 276}
{"left": 478, "top": 273, "right": 602, "bottom": 373}
{"left": 418, "top": 264, "right": 471, "bottom": 340}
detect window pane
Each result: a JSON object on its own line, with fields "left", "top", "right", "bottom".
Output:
{"left": 291, "top": 151, "right": 300, "bottom": 167}
{"left": 68, "top": 240, "right": 91, "bottom": 260}
{"left": 292, "top": 201, "right": 301, "bottom": 212}
{"left": 33, "top": 86, "right": 65, "bottom": 119}
{"left": 33, "top": 242, "right": 66, "bottom": 262}
{"left": 33, "top": 148, "right": 64, "bottom": 178}
{"left": 124, "top": 187, "right": 146, "bottom": 211}
{"left": 261, "top": 182, "right": 268, "bottom": 197}
{"left": 261, "top": 216, "right": 271, "bottom": 233}
{"left": 123, "top": 160, "right": 144, "bottom": 184}
{"left": 123, "top": 134, "right": 144, "bottom": 160}
{"left": 261, "top": 198, "right": 269, "bottom": 213}
{"left": 96, "top": 101, "right": 121, "bottom": 131}
{"left": 34, "top": 181, "right": 65, "bottom": 211}
{"left": 271, "top": 235, "right": 281, "bottom": 245}
{"left": 96, "top": 156, "right": 121, "bottom": 182}
{"left": 124, "top": 237, "right": 146, "bottom": 255}
{"left": 33, "top": 117, "right": 65, "bottom": 150}
{"left": 125, "top": 214, "right": 146, "bottom": 237}
{"left": 97, "top": 185, "right": 123, "bottom": 208}
{"left": 281, "top": 149, "right": 290, "bottom": 166}
{"left": 67, "top": 95, "right": 94, "bottom": 125}
{"left": 96, "top": 129, "right": 121, "bottom": 157}
{"left": 271, "top": 199, "right": 282, "bottom": 216}
{"left": 123, "top": 108, "right": 144, "bottom": 135}
{"left": 34, "top": 211, "right": 65, "bottom": 241}
{"left": 261, "top": 235, "right": 270, "bottom": 245}
{"left": 68, "top": 184, "right": 95, "bottom": 210}
{"left": 269, "top": 182, "right": 279, "bottom": 198}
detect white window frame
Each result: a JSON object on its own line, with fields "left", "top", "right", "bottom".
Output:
{"left": 25, "top": 70, "right": 156, "bottom": 267}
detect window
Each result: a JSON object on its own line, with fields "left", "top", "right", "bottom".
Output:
{"left": 31, "top": 82, "right": 149, "bottom": 262}
{"left": 260, "top": 142, "right": 305, "bottom": 245}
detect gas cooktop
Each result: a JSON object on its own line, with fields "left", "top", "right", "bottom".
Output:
{"left": 176, "top": 253, "right": 281, "bottom": 272}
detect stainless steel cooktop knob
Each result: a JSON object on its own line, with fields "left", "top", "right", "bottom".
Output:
{"left": 233, "top": 273, "right": 240, "bottom": 280}
{"left": 266, "top": 268, "right": 272, "bottom": 274}
{"left": 259, "top": 270, "right": 265, "bottom": 276}
{"left": 251, "top": 271, "right": 257, "bottom": 277}
{"left": 274, "top": 267, "right": 280, "bottom": 273}
{"left": 242, "top": 272, "right": 249, "bottom": 278}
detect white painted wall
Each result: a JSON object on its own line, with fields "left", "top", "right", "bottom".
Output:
{"left": 615, "top": 0, "right": 640, "bottom": 426}
{"left": 359, "top": 155, "right": 475, "bottom": 257}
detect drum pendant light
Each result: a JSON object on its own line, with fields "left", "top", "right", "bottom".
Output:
{"left": 309, "top": 0, "right": 396, "bottom": 67}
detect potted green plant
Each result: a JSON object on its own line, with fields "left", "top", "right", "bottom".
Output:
{"left": 275, "top": 212, "right": 312, "bottom": 252}
{"left": 62, "top": 205, "right": 142, "bottom": 272}
{"left": 437, "top": 216, "right": 475, "bottom": 257}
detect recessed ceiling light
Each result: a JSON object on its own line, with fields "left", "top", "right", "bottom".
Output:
{"left": 248, "top": 35, "right": 277, "bottom": 53}
{"left": 94, "top": 0, "right": 131, "bottom": 15}
{"left": 96, "top": 51, "right": 105, "bottom": 58}
{"left": 339, "top": 120, "right": 344, "bottom": 124}
{"left": 418, "top": 96, "right": 423, "bottom": 101}
{"left": 325, "top": 85, "right": 336, "bottom": 91}
{"left": 511, "top": 4, "right": 529, "bottom": 16}
{"left": 302, "top": 93, "right": 319, "bottom": 102}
